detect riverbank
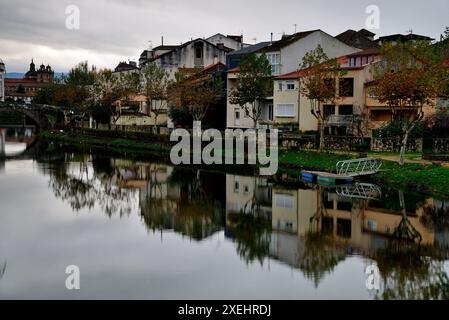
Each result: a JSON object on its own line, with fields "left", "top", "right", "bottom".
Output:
{"left": 39, "top": 130, "right": 449, "bottom": 198}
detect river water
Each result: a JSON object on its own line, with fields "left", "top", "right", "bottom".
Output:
{"left": 1, "top": 136, "right": 449, "bottom": 299}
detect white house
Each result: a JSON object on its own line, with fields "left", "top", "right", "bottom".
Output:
{"left": 226, "top": 30, "right": 361, "bottom": 129}
{"left": 206, "top": 33, "right": 244, "bottom": 51}
{"left": 146, "top": 38, "right": 231, "bottom": 80}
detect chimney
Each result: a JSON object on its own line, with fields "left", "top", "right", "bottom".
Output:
{"left": 270, "top": 32, "right": 273, "bottom": 44}
{"left": 161, "top": 36, "right": 164, "bottom": 47}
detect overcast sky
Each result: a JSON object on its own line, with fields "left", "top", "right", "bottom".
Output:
{"left": 1, "top": 0, "right": 448, "bottom": 72}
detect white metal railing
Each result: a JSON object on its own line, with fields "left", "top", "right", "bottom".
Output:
{"left": 327, "top": 115, "right": 354, "bottom": 125}
{"left": 336, "top": 158, "right": 382, "bottom": 176}
{"left": 336, "top": 183, "right": 382, "bottom": 200}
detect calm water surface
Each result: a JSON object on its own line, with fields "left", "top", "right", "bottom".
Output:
{"left": 1, "top": 134, "right": 449, "bottom": 299}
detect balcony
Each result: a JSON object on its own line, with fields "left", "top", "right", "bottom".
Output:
{"left": 327, "top": 115, "right": 354, "bottom": 125}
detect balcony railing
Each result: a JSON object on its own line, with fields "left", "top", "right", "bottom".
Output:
{"left": 327, "top": 115, "right": 354, "bottom": 125}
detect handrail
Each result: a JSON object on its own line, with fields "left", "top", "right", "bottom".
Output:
{"left": 336, "top": 183, "right": 382, "bottom": 200}
{"left": 336, "top": 158, "right": 382, "bottom": 176}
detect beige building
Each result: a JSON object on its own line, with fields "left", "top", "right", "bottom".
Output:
{"left": 270, "top": 49, "right": 381, "bottom": 134}
{"left": 271, "top": 48, "right": 439, "bottom": 135}
{"left": 112, "top": 94, "right": 168, "bottom": 128}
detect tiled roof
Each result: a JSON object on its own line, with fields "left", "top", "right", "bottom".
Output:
{"left": 152, "top": 45, "right": 180, "bottom": 51}
{"left": 275, "top": 55, "right": 366, "bottom": 80}
{"left": 275, "top": 70, "right": 305, "bottom": 79}
{"left": 336, "top": 29, "right": 379, "bottom": 50}
{"left": 378, "top": 33, "right": 434, "bottom": 42}
{"left": 227, "top": 67, "right": 240, "bottom": 73}
{"left": 148, "top": 38, "right": 229, "bottom": 64}
{"left": 258, "top": 30, "right": 319, "bottom": 52}
{"left": 5, "top": 78, "right": 42, "bottom": 84}
{"left": 346, "top": 48, "right": 380, "bottom": 57}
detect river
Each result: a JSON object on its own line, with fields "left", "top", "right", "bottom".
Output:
{"left": 1, "top": 134, "right": 449, "bottom": 299}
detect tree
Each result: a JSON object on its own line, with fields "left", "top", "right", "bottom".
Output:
{"left": 63, "top": 61, "right": 98, "bottom": 128}
{"left": 140, "top": 63, "right": 170, "bottom": 133}
{"left": 168, "top": 71, "right": 223, "bottom": 123}
{"left": 229, "top": 53, "right": 272, "bottom": 129}
{"left": 300, "top": 45, "right": 345, "bottom": 152}
{"left": 93, "top": 69, "right": 139, "bottom": 127}
{"left": 372, "top": 41, "right": 449, "bottom": 165}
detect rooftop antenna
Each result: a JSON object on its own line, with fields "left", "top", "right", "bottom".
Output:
{"left": 406, "top": 28, "right": 413, "bottom": 34}
{"left": 294, "top": 23, "right": 297, "bottom": 33}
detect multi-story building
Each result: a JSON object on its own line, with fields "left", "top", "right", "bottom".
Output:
{"left": 141, "top": 38, "right": 231, "bottom": 80}
{"left": 226, "top": 30, "right": 361, "bottom": 129}
{"left": 206, "top": 33, "right": 245, "bottom": 51}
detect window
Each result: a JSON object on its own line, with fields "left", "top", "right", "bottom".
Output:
{"left": 195, "top": 47, "right": 202, "bottom": 59}
{"left": 268, "top": 104, "right": 273, "bottom": 121}
{"left": 266, "top": 52, "right": 281, "bottom": 75}
{"left": 337, "top": 219, "right": 352, "bottom": 238}
{"left": 233, "top": 177, "right": 240, "bottom": 193}
{"left": 278, "top": 81, "right": 283, "bottom": 91}
{"left": 286, "top": 81, "right": 295, "bottom": 90}
{"left": 285, "top": 222, "right": 294, "bottom": 231}
{"left": 349, "top": 57, "right": 357, "bottom": 67}
{"left": 367, "top": 220, "right": 378, "bottom": 232}
{"left": 275, "top": 194, "right": 294, "bottom": 208}
{"left": 323, "top": 105, "right": 335, "bottom": 118}
{"left": 276, "top": 104, "right": 295, "bottom": 117}
{"left": 244, "top": 185, "right": 249, "bottom": 194}
{"left": 339, "top": 78, "right": 354, "bottom": 97}
{"left": 339, "top": 105, "right": 353, "bottom": 115}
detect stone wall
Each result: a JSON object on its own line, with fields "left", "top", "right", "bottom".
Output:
{"left": 371, "top": 138, "right": 423, "bottom": 152}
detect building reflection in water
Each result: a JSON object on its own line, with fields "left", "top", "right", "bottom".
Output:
{"left": 42, "top": 152, "right": 449, "bottom": 299}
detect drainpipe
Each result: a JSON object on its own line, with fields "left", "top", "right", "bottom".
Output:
{"left": 297, "top": 79, "right": 301, "bottom": 132}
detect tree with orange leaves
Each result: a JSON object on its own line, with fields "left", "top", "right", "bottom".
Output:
{"left": 168, "top": 71, "right": 223, "bottom": 123}
{"left": 300, "top": 45, "right": 346, "bottom": 152}
{"left": 372, "top": 41, "right": 449, "bottom": 165}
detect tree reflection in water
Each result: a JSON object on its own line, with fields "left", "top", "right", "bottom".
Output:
{"left": 0, "top": 261, "right": 6, "bottom": 281}
{"left": 140, "top": 168, "right": 224, "bottom": 241}
{"left": 299, "top": 232, "right": 347, "bottom": 288}
{"left": 39, "top": 150, "right": 449, "bottom": 298}
{"left": 227, "top": 211, "right": 271, "bottom": 265}
{"left": 47, "top": 154, "right": 135, "bottom": 217}
{"left": 373, "top": 242, "right": 449, "bottom": 300}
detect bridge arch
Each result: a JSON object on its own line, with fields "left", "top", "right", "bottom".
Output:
{"left": 0, "top": 101, "right": 69, "bottom": 129}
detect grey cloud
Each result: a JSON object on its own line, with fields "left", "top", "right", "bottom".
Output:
{"left": 0, "top": 0, "right": 448, "bottom": 72}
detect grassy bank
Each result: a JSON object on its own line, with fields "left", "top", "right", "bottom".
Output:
{"left": 39, "top": 130, "right": 171, "bottom": 157}
{"left": 40, "top": 130, "right": 449, "bottom": 198}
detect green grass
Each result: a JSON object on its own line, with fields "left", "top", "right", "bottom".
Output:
{"left": 39, "top": 130, "right": 170, "bottom": 155}
{"left": 40, "top": 130, "right": 449, "bottom": 198}
{"left": 279, "top": 150, "right": 352, "bottom": 172}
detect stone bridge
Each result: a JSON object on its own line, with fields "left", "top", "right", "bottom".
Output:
{"left": 0, "top": 101, "right": 71, "bottom": 129}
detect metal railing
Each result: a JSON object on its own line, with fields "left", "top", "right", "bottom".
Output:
{"left": 327, "top": 114, "right": 354, "bottom": 125}
{"left": 336, "top": 183, "right": 382, "bottom": 200}
{"left": 336, "top": 157, "right": 382, "bottom": 176}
